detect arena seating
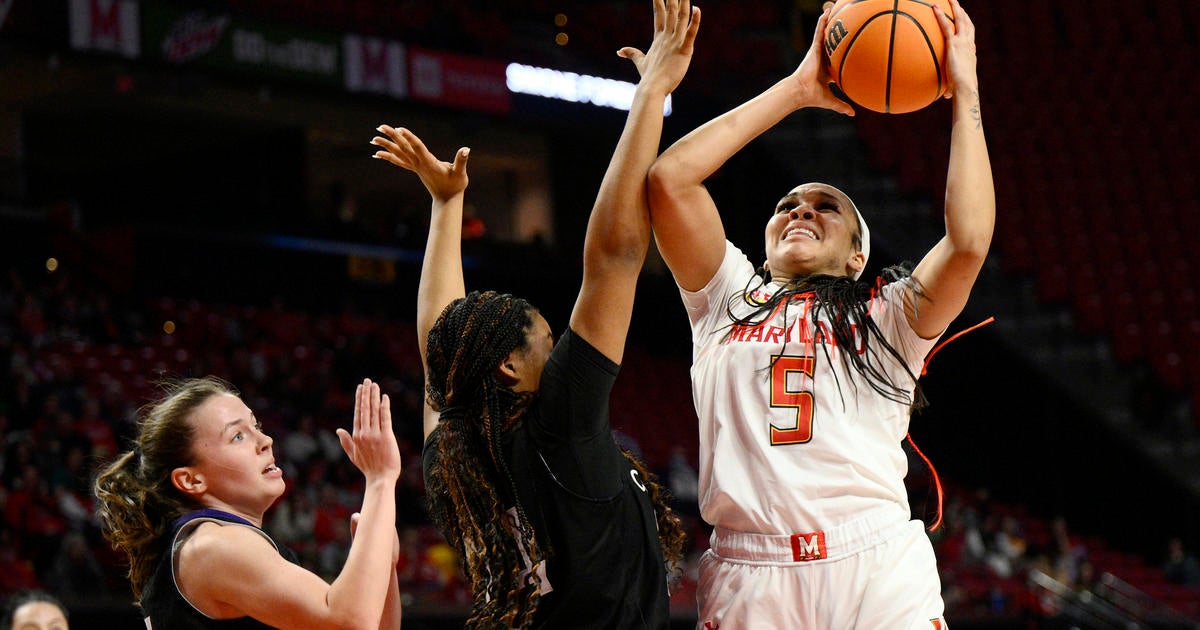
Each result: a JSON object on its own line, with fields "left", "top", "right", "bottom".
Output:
{"left": 850, "top": 0, "right": 1200, "bottom": 427}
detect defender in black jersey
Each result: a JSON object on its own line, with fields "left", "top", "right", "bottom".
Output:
{"left": 422, "top": 330, "right": 670, "bottom": 628}
{"left": 375, "top": 0, "right": 702, "bottom": 626}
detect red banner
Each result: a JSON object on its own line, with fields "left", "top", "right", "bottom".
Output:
{"left": 409, "top": 46, "right": 510, "bottom": 115}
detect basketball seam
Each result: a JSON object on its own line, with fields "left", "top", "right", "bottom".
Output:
{"left": 836, "top": 12, "right": 894, "bottom": 111}
{"left": 886, "top": 0, "right": 899, "bottom": 113}
{"left": 895, "top": 9, "right": 944, "bottom": 98}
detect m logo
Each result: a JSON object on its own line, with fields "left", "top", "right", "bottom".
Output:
{"left": 68, "top": 0, "right": 140, "bottom": 58}
{"left": 789, "top": 531, "right": 827, "bottom": 562}
{"left": 343, "top": 35, "right": 407, "bottom": 98}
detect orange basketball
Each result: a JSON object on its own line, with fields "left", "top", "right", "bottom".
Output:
{"left": 824, "top": 0, "right": 953, "bottom": 114}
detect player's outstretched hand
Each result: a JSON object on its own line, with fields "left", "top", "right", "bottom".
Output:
{"left": 336, "top": 378, "right": 402, "bottom": 484}
{"left": 616, "top": 0, "right": 701, "bottom": 96}
{"left": 372, "top": 126, "right": 469, "bottom": 204}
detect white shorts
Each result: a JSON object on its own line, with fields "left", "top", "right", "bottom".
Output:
{"left": 696, "top": 505, "right": 947, "bottom": 630}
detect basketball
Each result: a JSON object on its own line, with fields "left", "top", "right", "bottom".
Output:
{"left": 823, "top": 0, "right": 953, "bottom": 114}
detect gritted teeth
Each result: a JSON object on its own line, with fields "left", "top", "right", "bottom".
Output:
{"left": 784, "top": 226, "right": 819, "bottom": 241}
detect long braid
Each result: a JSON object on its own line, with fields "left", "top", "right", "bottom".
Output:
{"left": 424, "top": 291, "right": 543, "bottom": 628}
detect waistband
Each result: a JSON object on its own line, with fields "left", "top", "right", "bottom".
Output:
{"left": 709, "top": 503, "right": 913, "bottom": 564}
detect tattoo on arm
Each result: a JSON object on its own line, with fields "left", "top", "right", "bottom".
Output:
{"left": 969, "top": 90, "right": 981, "bottom": 129}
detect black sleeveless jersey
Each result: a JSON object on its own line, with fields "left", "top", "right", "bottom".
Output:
{"left": 141, "top": 508, "right": 301, "bottom": 629}
{"left": 423, "top": 329, "right": 670, "bottom": 629}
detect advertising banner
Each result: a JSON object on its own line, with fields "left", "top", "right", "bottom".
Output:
{"left": 143, "top": 4, "right": 341, "bottom": 89}
{"left": 409, "top": 46, "right": 510, "bottom": 115}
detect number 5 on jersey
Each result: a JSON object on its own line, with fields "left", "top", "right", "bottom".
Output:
{"left": 769, "top": 355, "right": 815, "bottom": 445}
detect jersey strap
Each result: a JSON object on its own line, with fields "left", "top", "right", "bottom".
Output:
{"left": 172, "top": 508, "right": 257, "bottom": 530}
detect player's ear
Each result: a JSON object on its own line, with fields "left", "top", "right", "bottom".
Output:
{"left": 172, "top": 466, "right": 206, "bottom": 497}
{"left": 496, "top": 353, "right": 520, "bottom": 385}
{"left": 847, "top": 250, "right": 866, "bottom": 277}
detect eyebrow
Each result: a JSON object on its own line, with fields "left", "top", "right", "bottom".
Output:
{"left": 776, "top": 191, "right": 841, "bottom": 208}
{"left": 220, "top": 415, "right": 256, "bottom": 436}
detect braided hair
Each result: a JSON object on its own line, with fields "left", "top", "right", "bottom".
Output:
{"left": 726, "top": 263, "right": 930, "bottom": 412}
{"left": 423, "top": 290, "right": 686, "bottom": 628}
{"left": 424, "top": 290, "right": 543, "bottom": 628}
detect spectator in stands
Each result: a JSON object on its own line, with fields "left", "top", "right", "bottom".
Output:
{"left": 1162, "top": 536, "right": 1200, "bottom": 585}
{"left": 43, "top": 531, "right": 108, "bottom": 602}
{"left": 1050, "top": 516, "right": 1088, "bottom": 587}
{"left": 370, "top": 0, "right": 699, "bottom": 625}
{"left": 643, "top": 0, "right": 990, "bottom": 626}
{"left": 985, "top": 514, "right": 1027, "bottom": 578}
{"left": 92, "top": 377, "right": 402, "bottom": 628}
{"left": 1, "top": 589, "right": 69, "bottom": 630}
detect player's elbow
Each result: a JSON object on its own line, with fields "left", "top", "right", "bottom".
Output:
{"left": 954, "top": 227, "right": 993, "bottom": 262}
{"left": 948, "top": 239, "right": 990, "bottom": 273}
{"left": 328, "top": 612, "right": 378, "bottom": 630}
{"left": 647, "top": 160, "right": 687, "bottom": 219}
{"left": 583, "top": 226, "right": 649, "bottom": 270}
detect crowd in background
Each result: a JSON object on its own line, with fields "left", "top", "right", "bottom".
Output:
{"left": 1, "top": 256, "right": 1197, "bottom": 622}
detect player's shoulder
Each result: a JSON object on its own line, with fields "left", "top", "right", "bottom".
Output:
{"left": 179, "top": 520, "right": 275, "bottom": 565}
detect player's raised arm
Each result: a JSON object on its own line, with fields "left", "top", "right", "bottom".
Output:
{"left": 570, "top": 0, "right": 700, "bottom": 363}
{"left": 371, "top": 127, "right": 470, "bottom": 439}
{"left": 908, "top": 0, "right": 994, "bottom": 339}
{"left": 646, "top": 5, "right": 854, "bottom": 292}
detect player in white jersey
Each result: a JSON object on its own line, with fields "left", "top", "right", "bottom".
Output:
{"left": 646, "top": 0, "right": 991, "bottom": 627}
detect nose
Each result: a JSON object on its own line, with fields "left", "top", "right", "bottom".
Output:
{"left": 788, "top": 207, "right": 815, "bottom": 221}
{"left": 259, "top": 432, "right": 273, "bottom": 451}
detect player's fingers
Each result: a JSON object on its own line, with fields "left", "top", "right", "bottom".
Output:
{"left": 684, "top": 6, "right": 701, "bottom": 49}
{"left": 352, "top": 383, "right": 363, "bottom": 434}
{"left": 381, "top": 393, "right": 393, "bottom": 433}
{"left": 372, "top": 150, "right": 409, "bottom": 169}
{"left": 812, "top": 7, "right": 832, "bottom": 55}
{"left": 652, "top": 0, "right": 665, "bottom": 34}
{"left": 336, "top": 427, "right": 354, "bottom": 458}
{"left": 672, "top": 0, "right": 691, "bottom": 34}
{"left": 450, "top": 147, "right": 470, "bottom": 176}
{"left": 366, "top": 380, "right": 379, "bottom": 434}
{"left": 949, "top": 0, "right": 972, "bottom": 30}
{"left": 396, "top": 128, "right": 436, "bottom": 163}
{"left": 933, "top": 5, "right": 953, "bottom": 36}
{"left": 369, "top": 134, "right": 398, "bottom": 152}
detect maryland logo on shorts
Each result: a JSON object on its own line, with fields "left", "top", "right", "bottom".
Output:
{"left": 789, "top": 531, "right": 827, "bottom": 561}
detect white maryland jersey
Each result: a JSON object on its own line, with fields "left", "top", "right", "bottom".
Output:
{"left": 681, "top": 241, "right": 942, "bottom": 535}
